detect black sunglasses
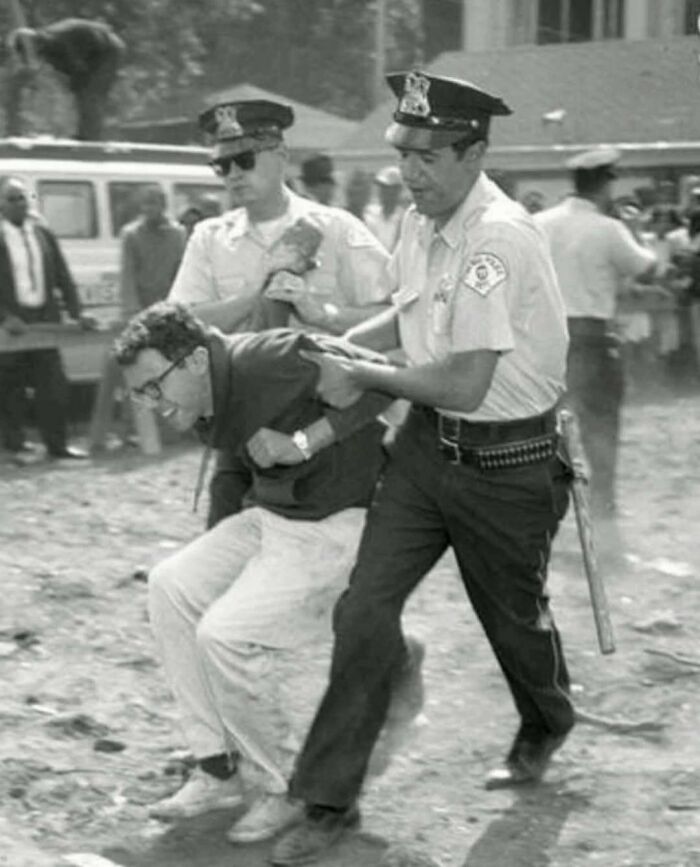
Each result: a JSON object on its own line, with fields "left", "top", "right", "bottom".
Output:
{"left": 209, "top": 144, "right": 276, "bottom": 177}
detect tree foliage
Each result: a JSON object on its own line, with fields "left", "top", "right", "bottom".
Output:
{"left": 0, "top": 0, "right": 425, "bottom": 136}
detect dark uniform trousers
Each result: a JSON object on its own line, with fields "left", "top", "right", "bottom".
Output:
{"left": 0, "top": 348, "right": 70, "bottom": 454}
{"left": 289, "top": 407, "right": 575, "bottom": 809}
{"left": 566, "top": 318, "right": 624, "bottom": 518}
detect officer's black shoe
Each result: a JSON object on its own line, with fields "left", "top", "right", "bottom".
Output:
{"left": 270, "top": 804, "right": 360, "bottom": 866}
{"left": 484, "top": 732, "right": 567, "bottom": 790}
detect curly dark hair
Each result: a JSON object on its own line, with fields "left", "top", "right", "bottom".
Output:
{"left": 113, "top": 302, "right": 209, "bottom": 366}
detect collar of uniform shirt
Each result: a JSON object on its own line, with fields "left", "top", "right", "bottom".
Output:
{"left": 419, "top": 172, "right": 493, "bottom": 250}
{"left": 225, "top": 188, "right": 315, "bottom": 242}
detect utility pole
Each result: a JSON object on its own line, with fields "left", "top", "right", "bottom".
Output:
{"left": 373, "top": 0, "right": 387, "bottom": 107}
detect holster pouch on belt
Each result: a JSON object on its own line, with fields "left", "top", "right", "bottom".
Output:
{"left": 438, "top": 432, "right": 557, "bottom": 469}
{"left": 468, "top": 434, "right": 557, "bottom": 471}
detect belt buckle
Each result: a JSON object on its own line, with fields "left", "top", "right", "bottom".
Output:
{"left": 439, "top": 436, "right": 462, "bottom": 465}
{"left": 437, "top": 413, "right": 463, "bottom": 465}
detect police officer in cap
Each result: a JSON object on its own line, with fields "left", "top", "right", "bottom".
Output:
{"left": 271, "top": 71, "right": 575, "bottom": 865}
{"left": 169, "top": 99, "right": 389, "bottom": 337}
{"left": 535, "top": 147, "right": 657, "bottom": 541}
{"left": 169, "top": 101, "right": 392, "bottom": 530}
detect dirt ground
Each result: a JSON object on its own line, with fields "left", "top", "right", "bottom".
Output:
{"left": 2, "top": 386, "right": 700, "bottom": 867}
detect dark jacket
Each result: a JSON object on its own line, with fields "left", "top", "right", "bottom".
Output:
{"left": 37, "top": 19, "right": 125, "bottom": 87}
{"left": 0, "top": 220, "right": 82, "bottom": 325}
{"left": 206, "top": 328, "right": 390, "bottom": 523}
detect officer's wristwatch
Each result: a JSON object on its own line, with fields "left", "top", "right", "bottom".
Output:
{"left": 292, "top": 429, "right": 313, "bottom": 461}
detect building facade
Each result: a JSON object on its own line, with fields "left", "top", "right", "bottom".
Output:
{"left": 460, "top": 0, "right": 700, "bottom": 50}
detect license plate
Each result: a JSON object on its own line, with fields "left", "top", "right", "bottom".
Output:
{"left": 79, "top": 282, "right": 120, "bottom": 307}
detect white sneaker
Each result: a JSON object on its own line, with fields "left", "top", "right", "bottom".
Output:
{"left": 149, "top": 767, "right": 245, "bottom": 821}
{"left": 226, "top": 793, "right": 303, "bottom": 843}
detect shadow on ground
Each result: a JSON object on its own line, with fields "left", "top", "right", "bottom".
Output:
{"left": 460, "top": 785, "right": 589, "bottom": 867}
{"left": 102, "top": 808, "right": 387, "bottom": 867}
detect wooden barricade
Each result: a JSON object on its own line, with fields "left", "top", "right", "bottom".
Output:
{"left": 0, "top": 323, "right": 161, "bottom": 456}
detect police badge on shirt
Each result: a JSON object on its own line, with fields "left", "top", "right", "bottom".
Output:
{"left": 462, "top": 253, "right": 508, "bottom": 297}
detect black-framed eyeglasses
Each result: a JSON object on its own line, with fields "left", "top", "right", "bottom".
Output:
{"left": 209, "top": 144, "right": 277, "bottom": 177}
{"left": 131, "top": 352, "right": 190, "bottom": 406}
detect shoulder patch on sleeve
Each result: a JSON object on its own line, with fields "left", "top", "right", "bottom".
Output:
{"left": 462, "top": 252, "right": 508, "bottom": 297}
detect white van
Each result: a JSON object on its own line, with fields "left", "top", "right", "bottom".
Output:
{"left": 0, "top": 136, "right": 225, "bottom": 382}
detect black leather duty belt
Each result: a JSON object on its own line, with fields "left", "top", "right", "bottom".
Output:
{"left": 415, "top": 405, "right": 558, "bottom": 469}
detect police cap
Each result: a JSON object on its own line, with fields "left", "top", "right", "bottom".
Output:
{"left": 199, "top": 99, "right": 294, "bottom": 157}
{"left": 565, "top": 145, "right": 621, "bottom": 174}
{"left": 385, "top": 70, "right": 512, "bottom": 151}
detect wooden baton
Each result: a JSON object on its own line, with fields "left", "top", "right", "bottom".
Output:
{"left": 558, "top": 409, "right": 616, "bottom": 655}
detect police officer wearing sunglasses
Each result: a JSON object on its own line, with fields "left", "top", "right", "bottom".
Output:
{"left": 169, "top": 98, "right": 391, "bottom": 337}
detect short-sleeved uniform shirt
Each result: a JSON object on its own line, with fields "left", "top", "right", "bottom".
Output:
{"left": 389, "top": 172, "right": 569, "bottom": 422}
{"left": 169, "top": 189, "right": 391, "bottom": 321}
{"left": 534, "top": 197, "right": 657, "bottom": 320}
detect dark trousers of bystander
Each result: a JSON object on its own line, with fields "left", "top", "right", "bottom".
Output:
{"left": 0, "top": 348, "right": 70, "bottom": 455}
{"left": 289, "top": 407, "right": 575, "bottom": 809}
{"left": 566, "top": 319, "right": 625, "bottom": 519}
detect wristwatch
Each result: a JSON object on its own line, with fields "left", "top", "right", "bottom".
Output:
{"left": 292, "top": 429, "right": 313, "bottom": 461}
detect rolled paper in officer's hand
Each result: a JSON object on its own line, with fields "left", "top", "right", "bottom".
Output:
{"left": 252, "top": 217, "right": 324, "bottom": 329}
{"left": 265, "top": 217, "right": 323, "bottom": 278}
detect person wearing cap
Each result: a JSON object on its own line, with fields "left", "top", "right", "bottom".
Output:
{"left": 169, "top": 100, "right": 389, "bottom": 338}
{"left": 168, "top": 99, "right": 392, "bottom": 525}
{"left": 271, "top": 71, "right": 576, "bottom": 865}
{"left": 300, "top": 153, "right": 337, "bottom": 205}
{"left": 535, "top": 147, "right": 657, "bottom": 532}
{"left": 364, "top": 164, "right": 406, "bottom": 251}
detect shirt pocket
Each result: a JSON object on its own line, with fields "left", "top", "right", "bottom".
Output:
{"left": 427, "top": 275, "right": 457, "bottom": 356}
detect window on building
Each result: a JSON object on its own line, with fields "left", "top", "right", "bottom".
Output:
{"left": 538, "top": 0, "right": 564, "bottom": 43}
{"left": 108, "top": 181, "right": 165, "bottom": 236}
{"left": 537, "top": 0, "right": 622, "bottom": 44}
{"left": 684, "top": 0, "right": 700, "bottom": 33}
{"left": 421, "top": 0, "right": 462, "bottom": 60}
{"left": 37, "top": 180, "right": 97, "bottom": 239}
{"left": 602, "top": 0, "right": 624, "bottom": 38}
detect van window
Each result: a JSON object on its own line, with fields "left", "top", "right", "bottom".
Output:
{"left": 174, "top": 183, "right": 226, "bottom": 219}
{"left": 37, "top": 180, "right": 97, "bottom": 239}
{"left": 109, "top": 181, "right": 165, "bottom": 236}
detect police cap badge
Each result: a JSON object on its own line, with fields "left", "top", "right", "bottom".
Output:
{"left": 385, "top": 70, "right": 512, "bottom": 151}
{"left": 199, "top": 99, "right": 294, "bottom": 156}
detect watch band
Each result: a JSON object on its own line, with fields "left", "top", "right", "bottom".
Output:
{"left": 292, "top": 429, "right": 313, "bottom": 461}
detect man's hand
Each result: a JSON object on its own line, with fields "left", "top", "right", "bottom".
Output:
{"left": 246, "top": 428, "right": 306, "bottom": 469}
{"left": 265, "top": 272, "right": 330, "bottom": 327}
{"left": 300, "top": 350, "right": 363, "bottom": 409}
{"left": 2, "top": 314, "right": 27, "bottom": 335}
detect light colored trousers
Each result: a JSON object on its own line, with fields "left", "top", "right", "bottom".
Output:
{"left": 148, "top": 505, "right": 366, "bottom": 794}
